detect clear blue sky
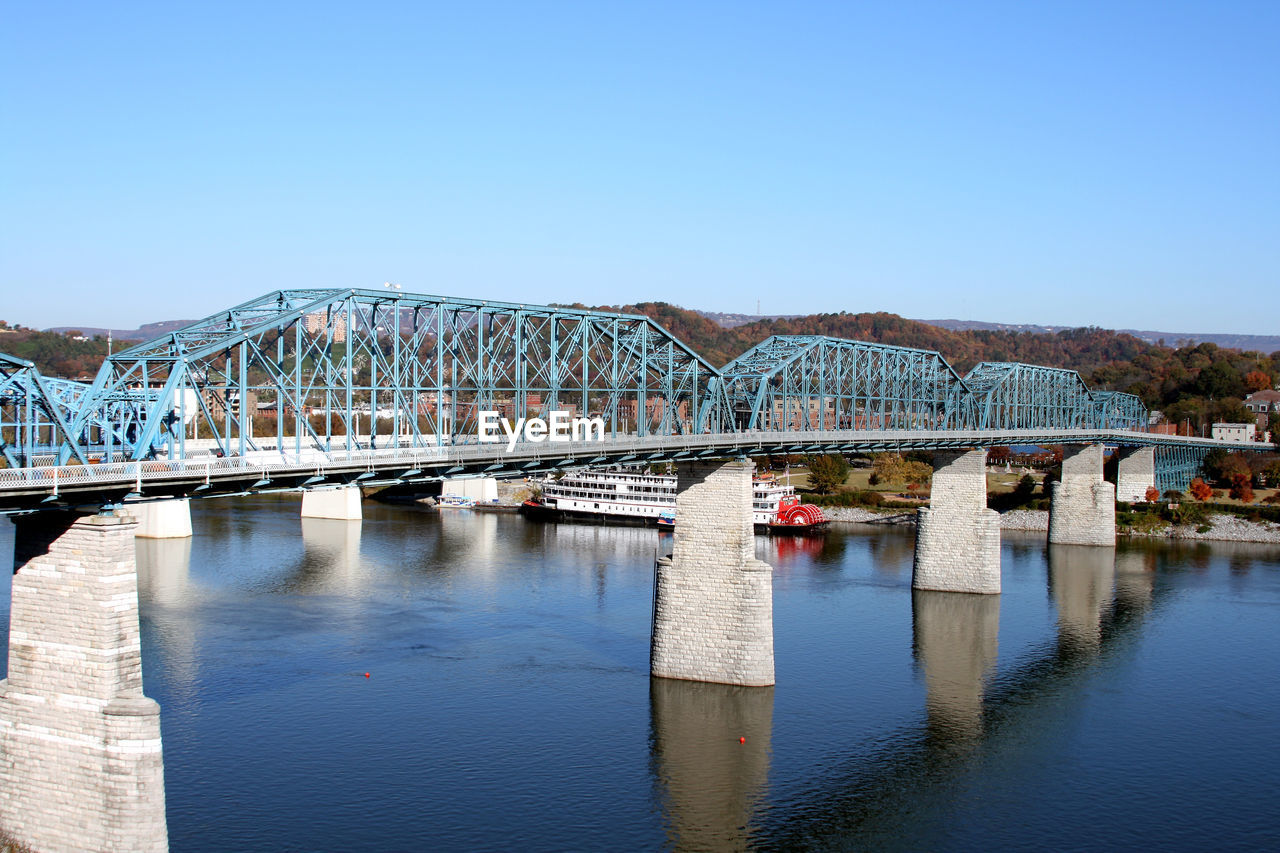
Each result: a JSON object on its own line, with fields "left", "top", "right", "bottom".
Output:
{"left": 2, "top": 1, "right": 1276, "bottom": 334}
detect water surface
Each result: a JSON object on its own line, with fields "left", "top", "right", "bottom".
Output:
{"left": 2, "top": 497, "right": 1278, "bottom": 851}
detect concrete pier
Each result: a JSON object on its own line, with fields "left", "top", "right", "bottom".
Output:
{"left": 651, "top": 459, "right": 774, "bottom": 686}
{"left": 1115, "top": 446, "right": 1157, "bottom": 502}
{"left": 0, "top": 512, "right": 168, "bottom": 853}
{"left": 912, "top": 449, "right": 1001, "bottom": 594}
{"left": 1049, "top": 444, "right": 1116, "bottom": 546}
{"left": 912, "top": 589, "right": 999, "bottom": 740}
{"left": 125, "top": 498, "right": 193, "bottom": 539}
{"left": 301, "top": 486, "right": 363, "bottom": 520}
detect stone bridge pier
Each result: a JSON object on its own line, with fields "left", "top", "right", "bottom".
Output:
{"left": 1115, "top": 446, "right": 1156, "bottom": 503}
{"left": 0, "top": 511, "right": 168, "bottom": 852}
{"left": 301, "top": 485, "right": 364, "bottom": 520}
{"left": 1050, "top": 444, "right": 1116, "bottom": 546}
{"left": 651, "top": 459, "right": 774, "bottom": 686}
{"left": 913, "top": 449, "right": 1001, "bottom": 594}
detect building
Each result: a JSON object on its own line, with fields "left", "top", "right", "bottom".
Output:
{"left": 1211, "top": 422, "right": 1257, "bottom": 443}
{"left": 1244, "top": 390, "right": 1280, "bottom": 432}
{"left": 303, "top": 310, "right": 347, "bottom": 343}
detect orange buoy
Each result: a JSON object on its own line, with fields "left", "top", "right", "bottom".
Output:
{"left": 364, "top": 672, "right": 370, "bottom": 678}
{"left": 739, "top": 737, "right": 746, "bottom": 744}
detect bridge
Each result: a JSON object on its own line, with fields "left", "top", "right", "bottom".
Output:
{"left": 0, "top": 287, "right": 1272, "bottom": 852}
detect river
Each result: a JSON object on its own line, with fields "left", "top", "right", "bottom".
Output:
{"left": 2, "top": 496, "right": 1278, "bottom": 851}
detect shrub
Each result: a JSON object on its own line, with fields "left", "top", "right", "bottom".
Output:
{"left": 1229, "top": 473, "right": 1255, "bottom": 503}
{"left": 1189, "top": 478, "right": 1213, "bottom": 501}
{"left": 1165, "top": 501, "right": 1208, "bottom": 527}
{"left": 1144, "top": 485, "right": 1161, "bottom": 503}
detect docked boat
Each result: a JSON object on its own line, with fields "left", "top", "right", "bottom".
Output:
{"left": 520, "top": 468, "right": 827, "bottom": 532}
{"left": 437, "top": 493, "right": 476, "bottom": 509}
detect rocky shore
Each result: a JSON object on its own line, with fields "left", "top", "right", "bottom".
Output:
{"left": 823, "top": 506, "right": 1280, "bottom": 544}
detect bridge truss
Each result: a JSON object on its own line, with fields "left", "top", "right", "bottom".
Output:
{"left": 2, "top": 286, "right": 1267, "bottom": 504}
{"left": 719, "top": 336, "right": 976, "bottom": 432}
{"left": 25, "top": 289, "right": 730, "bottom": 465}
{"left": 0, "top": 354, "right": 101, "bottom": 468}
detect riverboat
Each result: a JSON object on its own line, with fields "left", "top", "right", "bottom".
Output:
{"left": 520, "top": 468, "right": 827, "bottom": 532}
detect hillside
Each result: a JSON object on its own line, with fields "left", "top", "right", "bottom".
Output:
{"left": 589, "top": 302, "right": 1279, "bottom": 434}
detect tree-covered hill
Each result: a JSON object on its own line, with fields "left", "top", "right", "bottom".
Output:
{"left": 589, "top": 302, "right": 1280, "bottom": 434}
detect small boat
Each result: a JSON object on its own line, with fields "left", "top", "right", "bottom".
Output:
{"left": 438, "top": 493, "right": 475, "bottom": 509}
{"left": 657, "top": 511, "right": 675, "bottom": 528}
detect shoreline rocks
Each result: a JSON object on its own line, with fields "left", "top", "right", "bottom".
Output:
{"left": 825, "top": 506, "right": 1280, "bottom": 544}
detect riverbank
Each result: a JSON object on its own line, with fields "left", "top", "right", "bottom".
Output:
{"left": 824, "top": 506, "right": 1280, "bottom": 544}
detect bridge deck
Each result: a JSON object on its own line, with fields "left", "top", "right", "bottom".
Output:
{"left": 0, "top": 428, "right": 1249, "bottom": 514}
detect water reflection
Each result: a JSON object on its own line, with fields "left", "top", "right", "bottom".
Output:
{"left": 649, "top": 678, "right": 774, "bottom": 851}
{"left": 1114, "top": 547, "right": 1155, "bottom": 612}
{"left": 136, "top": 536, "right": 194, "bottom": 606}
{"left": 293, "top": 518, "right": 367, "bottom": 592}
{"left": 1047, "top": 545, "right": 1116, "bottom": 652}
{"left": 911, "top": 590, "right": 999, "bottom": 742}
{"left": 136, "top": 536, "right": 198, "bottom": 701}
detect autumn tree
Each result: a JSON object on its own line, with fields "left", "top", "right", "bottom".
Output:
{"left": 1189, "top": 478, "right": 1214, "bottom": 501}
{"left": 805, "top": 453, "right": 850, "bottom": 494}
{"left": 1229, "top": 474, "right": 1255, "bottom": 503}
{"left": 872, "top": 453, "right": 933, "bottom": 487}
{"left": 1144, "top": 486, "right": 1161, "bottom": 503}
{"left": 1245, "top": 370, "right": 1272, "bottom": 393}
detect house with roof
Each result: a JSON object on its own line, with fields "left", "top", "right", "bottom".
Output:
{"left": 1244, "top": 389, "right": 1280, "bottom": 431}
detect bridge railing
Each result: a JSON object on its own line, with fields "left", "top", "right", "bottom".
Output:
{"left": 0, "top": 427, "right": 1244, "bottom": 501}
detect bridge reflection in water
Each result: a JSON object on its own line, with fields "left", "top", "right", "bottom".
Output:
{"left": 912, "top": 589, "right": 999, "bottom": 743}
{"left": 649, "top": 678, "right": 774, "bottom": 851}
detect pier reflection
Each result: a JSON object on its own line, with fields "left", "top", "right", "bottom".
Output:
{"left": 136, "top": 536, "right": 194, "bottom": 606}
{"left": 911, "top": 590, "right": 999, "bottom": 742}
{"left": 1048, "top": 544, "right": 1116, "bottom": 652}
{"left": 1114, "top": 547, "right": 1155, "bottom": 613}
{"left": 649, "top": 678, "right": 774, "bottom": 851}
{"left": 135, "top": 536, "right": 198, "bottom": 700}
{"left": 295, "top": 518, "right": 365, "bottom": 591}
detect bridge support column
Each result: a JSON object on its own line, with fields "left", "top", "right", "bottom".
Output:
{"left": 124, "top": 498, "right": 193, "bottom": 539}
{"left": 0, "top": 512, "right": 168, "bottom": 853}
{"left": 301, "top": 486, "right": 363, "bottom": 520}
{"left": 913, "top": 449, "right": 1001, "bottom": 594}
{"left": 651, "top": 459, "right": 774, "bottom": 687}
{"left": 1050, "top": 444, "right": 1115, "bottom": 546}
{"left": 1115, "top": 446, "right": 1156, "bottom": 503}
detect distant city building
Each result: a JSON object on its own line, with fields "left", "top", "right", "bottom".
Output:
{"left": 1211, "top": 422, "right": 1257, "bottom": 443}
{"left": 303, "top": 310, "right": 347, "bottom": 342}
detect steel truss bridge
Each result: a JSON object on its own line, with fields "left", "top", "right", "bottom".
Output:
{"left": 0, "top": 288, "right": 1269, "bottom": 512}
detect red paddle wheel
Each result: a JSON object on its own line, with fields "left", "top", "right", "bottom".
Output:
{"left": 771, "top": 496, "right": 828, "bottom": 531}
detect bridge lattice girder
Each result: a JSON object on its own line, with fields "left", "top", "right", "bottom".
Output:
{"left": 965, "top": 362, "right": 1100, "bottom": 431}
{"left": 1155, "top": 445, "right": 1212, "bottom": 493}
{"left": 1089, "top": 390, "right": 1148, "bottom": 431}
{"left": 7, "top": 287, "right": 1243, "bottom": 473}
{"left": 0, "top": 354, "right": 101, "bottom": 467}
{"left": 43, "top": 289, "right": 731, "bottom": 463}
{"left": 719, "top": 336, "right": 977, "bottom": 432}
